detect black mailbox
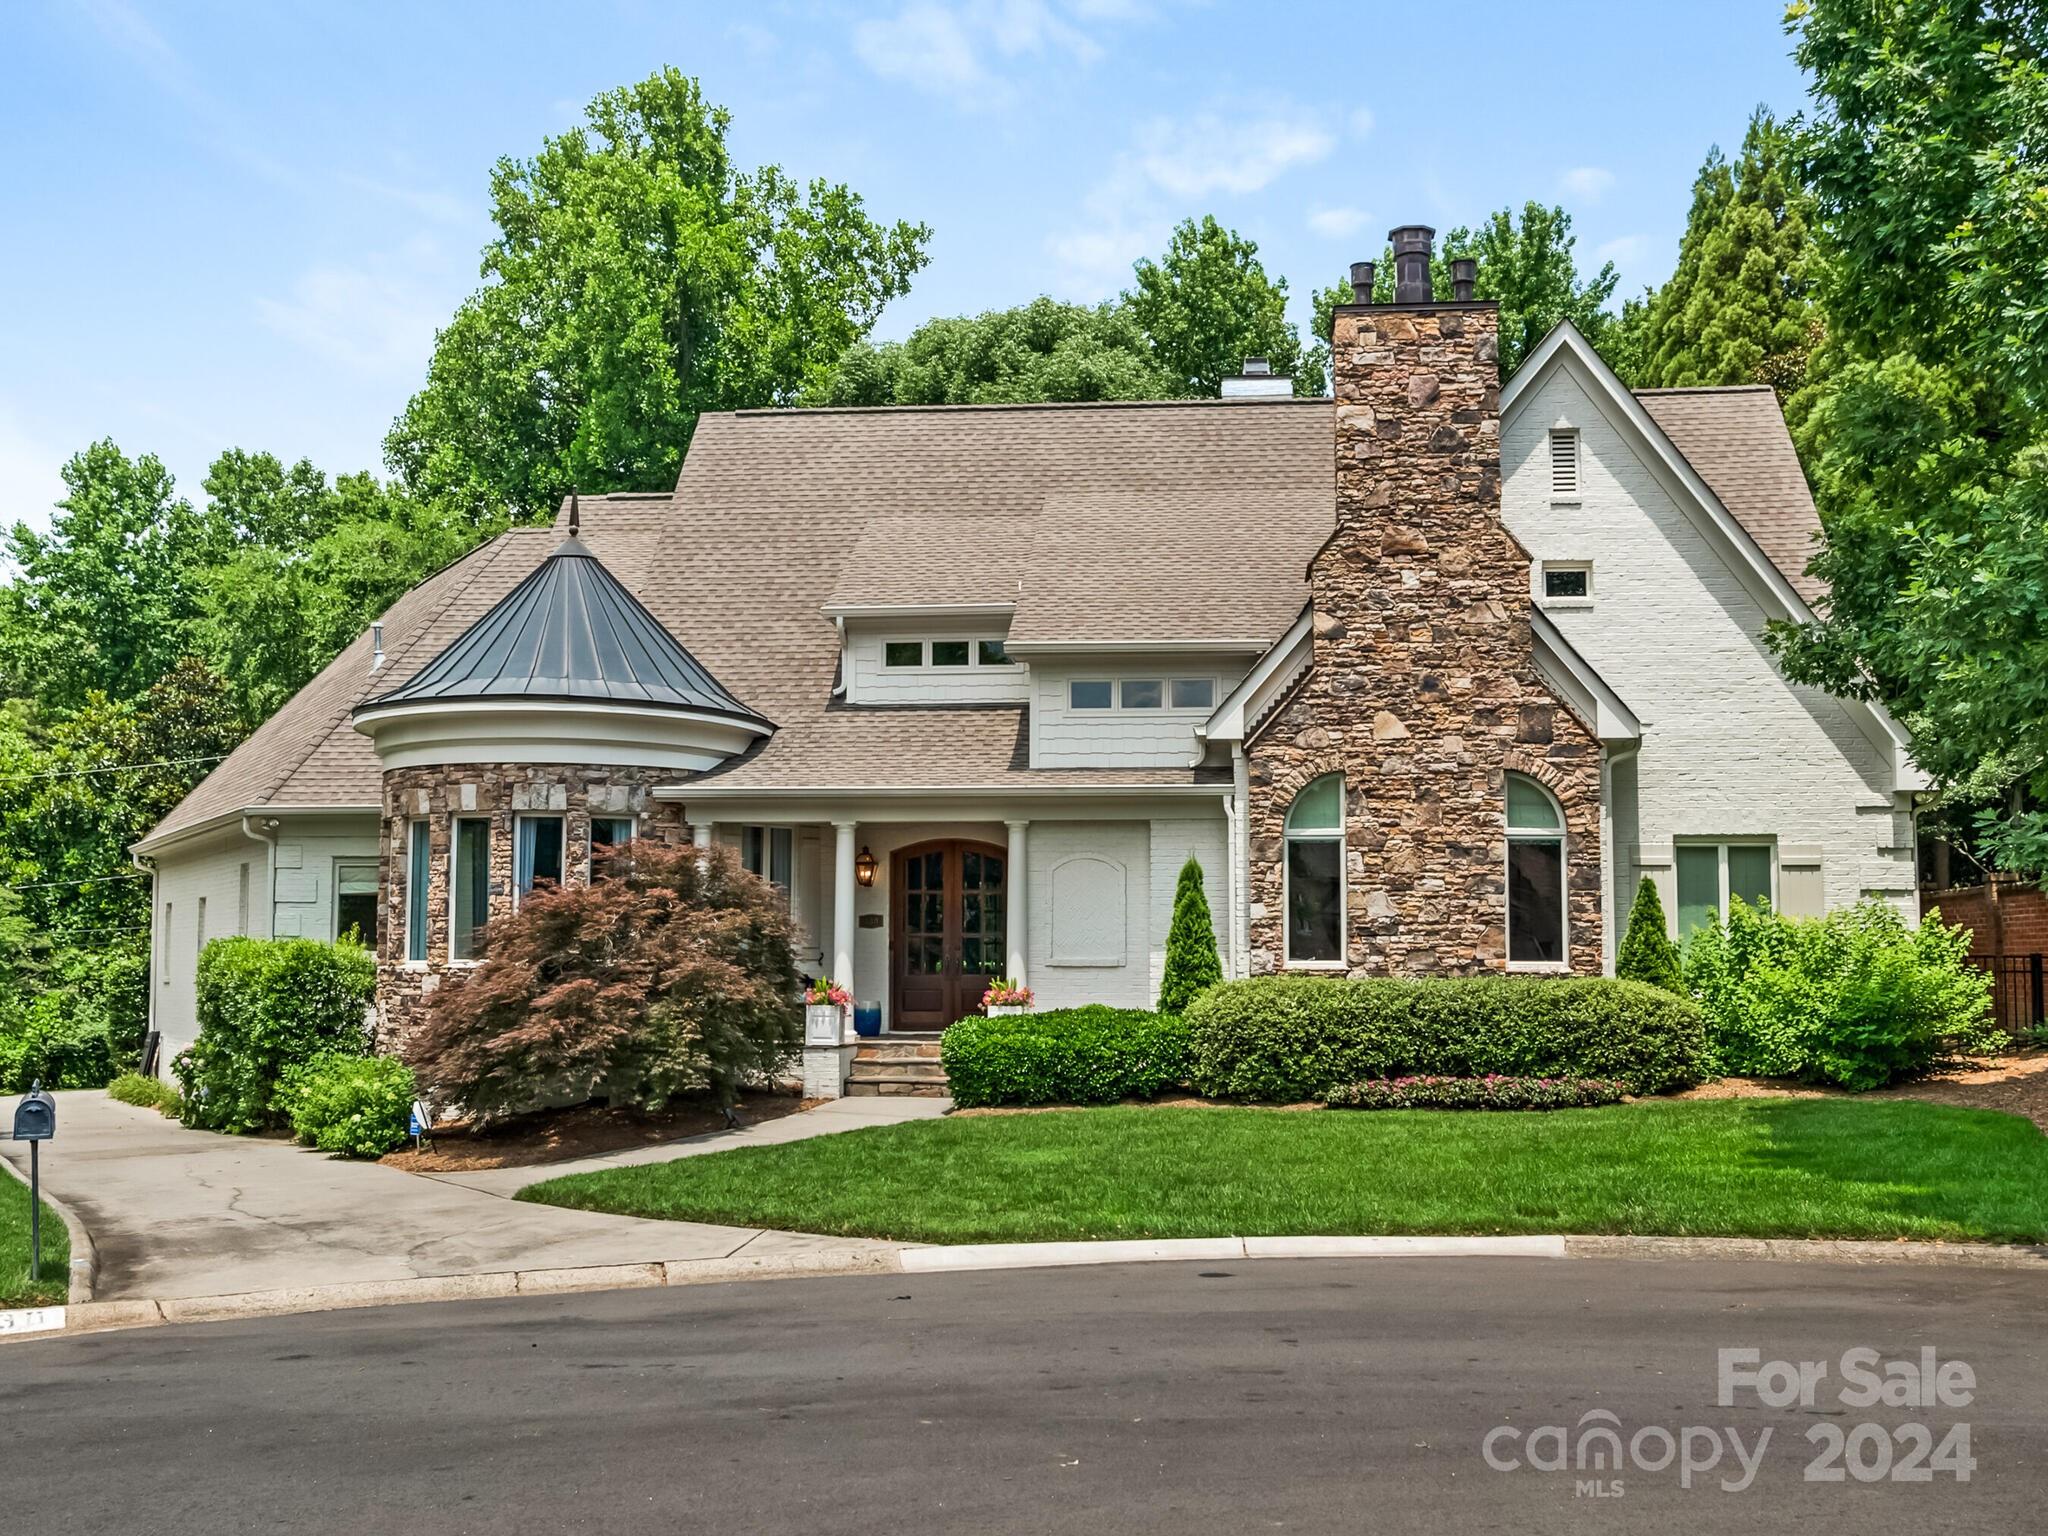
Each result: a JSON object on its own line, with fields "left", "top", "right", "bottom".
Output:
{"left": 12, "top": 1085, "right": 55, "bottom": 1142}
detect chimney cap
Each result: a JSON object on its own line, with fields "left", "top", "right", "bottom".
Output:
{"left": 1389, "top": 224, "right": 1437, "bottom": 255}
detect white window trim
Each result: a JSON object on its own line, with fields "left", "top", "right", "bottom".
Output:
{"left": 332, "top": 858, "right": 377, "bottom": 945}
{"left": 405, "top": 819, "right": 431, "bottom": 967}
{"left": 448, "top": 815, "right": 491, "bottom": 966}
{"left": 1068, "top": 675, "right": 1222, "bottom": 715}
{"left": 881, "top": 636, "right": 1013, "bottom": 672}
{"left": 1505, "top": 774, "right": 1570, "bottom": 973}
{"left": 1536, "top": 560, "right": 1594, "bottom": 609}
{"left": 1673, "top": 839, "right": 1779, "bottom": 937}
{"left": 1283, "top": 774, "right": 1347, "bottom": 969}
{"left": 739, "top": 823, "right": 798, "bottom": 902}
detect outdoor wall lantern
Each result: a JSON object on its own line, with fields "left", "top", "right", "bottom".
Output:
{"left": 855, "top": 846, "right": 877, "bottom": 887}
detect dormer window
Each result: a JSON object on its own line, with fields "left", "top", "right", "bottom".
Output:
{"left": 882, "top": 637, "right": 1011, "bottom": 670}
{"left": 885, "top": 641, "right": 924, "bottom": 668}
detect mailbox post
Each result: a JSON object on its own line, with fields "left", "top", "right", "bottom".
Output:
{"left": 11, "top": 1081, "right": 55, "bottom": 1282}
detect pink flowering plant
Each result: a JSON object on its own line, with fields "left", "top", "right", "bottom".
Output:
{"left": 981, "top": 978, "right": 1033, "bottom": 1008}
{"left": 805, "top": 977, "right": 852, "bottom": 1008}
{"left": 1323, "top": 1075, "right": 1628, "bottom": 1111}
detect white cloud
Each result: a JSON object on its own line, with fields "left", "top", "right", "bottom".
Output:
{"left": 851, "top": 0, "right": 1116, "bottom": 107}
{"left": 1560, "top": 165, "right": 1616, "bottom": 204}
{"left": 1307, "top": 205, "right": 1369, "bottom": 239}
{"left": 254, "top": 241, "right": 451, "bottom": 381}
{"left": 1595, "top": 234, "right": 1648, "bottom": 268}
{"left": 1134, "top": 110, "right": 1335, "bottom": 198}
{"left": 1349, "top": 105, "right": 1375, "bottom": 138}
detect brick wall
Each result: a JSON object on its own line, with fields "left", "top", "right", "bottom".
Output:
{"left": 1926, "top": 879, "right": 2048, "bottom": 958}
{"left": 1246, "top": 301, "right": 1603, "bottom": 975}
{"left": 374, "top": 764, "right": 689, "bottom": 1048}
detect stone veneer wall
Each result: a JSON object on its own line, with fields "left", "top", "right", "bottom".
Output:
{"left": 1246, "top": 301, "right": 1604, "bottom": 975}
{"left": 375, "top": 764, "right": 689, "bottom": 1048}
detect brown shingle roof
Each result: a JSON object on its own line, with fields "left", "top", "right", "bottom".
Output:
{"left": 141, "top": 384, "right": 1816, "bottom": 835}
{"left": 1634, "top": 386, "right": 1825, "bottom": 605}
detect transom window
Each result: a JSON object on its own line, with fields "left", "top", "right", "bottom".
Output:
{"left": 883, "top": 637, "right": 1013, "bottom": 669}
{"left": 1284, "top": 774, "right": 1345, "bottom": 966}
{"left": 1676, "top": 842, "right": 1775, "bottom": 938}
{"left": 1068, "top": 676, "right": 1219, "bottom": 712}
{"left": 1506, "top": 774, "right": 1567, "bottom": 966}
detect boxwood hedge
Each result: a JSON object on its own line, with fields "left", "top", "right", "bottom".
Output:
{"left": 940, "top": 1006, "right": 1189, "bottom": 1108}
{"left": 1186, "top": 975, "right": 1707, "bottom": 1102}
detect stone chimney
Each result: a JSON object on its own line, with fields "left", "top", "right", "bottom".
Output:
{"left": 1241, "top": 226, "right": 1604, "bottom": 977}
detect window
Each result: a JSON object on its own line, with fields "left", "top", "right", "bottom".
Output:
{"left": 1121, "top": 679, "right": 1163, "bottom": 709}
{"left": 515, "top": 816, "right": 565, "bottom": 901}
{"left": 1172, "top": 677, "right": 1215, "bottom": 710}
{"left": 1506, "top": 775, "right": 1567, "bottom": 966}
{"left": 884, "top": 637, "right": 1012, "bottom": 670}
{"left": 406, "top": 821, "right": 430, "bottom": 961}
{"left": 1549, "top": 428, "right": 1579, "bottom": 495}
{"left": 1675, "top": 842, "right": 1775, "bottom": 938}
{"left": 1284, "top": 774, "right": 1345, "bottom": 965}
{"left": 1541, "top": 563, "right": 1591, "bottom": 601}
{"left": 1069, "top": 679, "right": 1113, "bottom": 710}
{"left": 978, "top": 639, "right": 1012, "bottom": 666}
{"left": 162, "top": 902, "right": 172, "bottom": 984}
{"left": 237, "top": 863, "right": 250, "bottom": 933}
{"left": 451, "top": 818, "right": 491, "bottom": 961}
{"left": 931, "top": 639, "right": 971, "bottom": 667}
{"left": 741, "top": 826, "right": 794, "bottom": 902}
{"left": 196, "top": 896, "right": 207, "bottom": 955}
{"left": 591, "top": 817, "right": 634, "bottom": 860}
{"left": 335, "top": 861, "right": 378, "bottom": 945}
{"left": 884, "top": 641, "right": 924, "bottom": 668}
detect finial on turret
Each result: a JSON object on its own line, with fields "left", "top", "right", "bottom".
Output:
{"left": 568, "top": 490, "right": 581, "bottom": 535}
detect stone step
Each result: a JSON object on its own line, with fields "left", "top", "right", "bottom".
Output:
{"left": 855, "top": 1040, "right": 943, "bottom": 1062}
{"left": 845, "top": 1063, "right": 949, "bottom": 1085}
{"left": 844, "top": 1079, "right": 950, "bottom": 1097}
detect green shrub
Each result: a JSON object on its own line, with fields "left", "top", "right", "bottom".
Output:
{"left": 941, "top": 1007, "right": 1190, "bottom": 1107}
{"left": 0, "top": 990, "right": 115, "bottom": 1092}
{"left": 1158, "top": 856, "right": 1223, "bottom": 1014}
{"left": 1684, "top": 897, "right": 2000, "bottom": 1089}
{"left": 174, "top": 936, "right": 377, "bottom": 1133}
{"left": 1186, "top": 975, "right": 1708, "bottom": 1102}
{"left": 1616, "top": 876, "right": 1684, "bottom": 992}
{"left": 107, "top": 1071, "right": 182, "bottom": 1115}
{"left": 279, "top": 1052, "right": 416, "bottom": 1158}
{"left": 1324, "top": 1075, "right": 1628, "bottom": 1110}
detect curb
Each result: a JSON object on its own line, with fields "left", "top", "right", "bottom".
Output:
{"left": 8, "top": 1231, "right": 2048, "bottom": 1344}
{"left": 0, "top": 1151, "right": 97, "bottom": 1305}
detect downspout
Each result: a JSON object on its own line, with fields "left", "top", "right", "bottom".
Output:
{"left": 1232, "top": 742, "right": 1252, "bottom": 977}
{"left": 1598, "top": 742, "right": 1642, "bottom": 976}
{"left": 130, "top": 849, "right": 158, "bottom": 1071}
{"left": 241, "top": 814, "right": 279, "bottom": 940}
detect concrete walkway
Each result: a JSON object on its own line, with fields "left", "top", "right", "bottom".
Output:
{"left": 0, "top": 1091, "right": 941, "bottom": 1302}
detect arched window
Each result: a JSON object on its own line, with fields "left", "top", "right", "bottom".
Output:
{"left": 1506, "top": 774, "right": 1567, "bottom": 965}
{"left": 1285, "top": 774, "right": 1345, "bottom": 965}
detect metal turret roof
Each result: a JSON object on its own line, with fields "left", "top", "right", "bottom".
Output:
{"left": 354, "top": 527, "right": 769, "bottom": 728}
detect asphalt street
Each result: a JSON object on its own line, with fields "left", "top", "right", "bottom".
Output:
{"left": 6, "top": 1257, "right": 2045, "bottom": 1533}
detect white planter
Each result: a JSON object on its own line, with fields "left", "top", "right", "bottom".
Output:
{"left": 804, "top": 1003, "right": 845, "bottom": 1045}
{"left": 987, "top": 1005, "right": 1031, "bottom": 1017}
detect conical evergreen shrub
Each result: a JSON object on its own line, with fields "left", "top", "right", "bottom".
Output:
{"left": 1616, "top": 875, "right": 1685, "bottom": 992}
{"left": 1158, "top": 855, "right": 1223, "bottom": 1014}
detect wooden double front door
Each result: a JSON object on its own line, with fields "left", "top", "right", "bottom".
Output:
{"left": 891, "top": 839, "right": 1008, "bottom": 1030}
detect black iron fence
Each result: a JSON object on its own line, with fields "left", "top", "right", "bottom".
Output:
{"left": 1966, "top": 953, "right": 2046, "bottom": 1034}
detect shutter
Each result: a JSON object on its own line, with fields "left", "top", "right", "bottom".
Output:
{"left": 1549, "top": 429, "right": 1579, "bottom": 495}
{"left": 1779, "top": 845, "right": 1825, "bottom": 917}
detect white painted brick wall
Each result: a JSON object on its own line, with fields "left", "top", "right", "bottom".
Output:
{"left": 149, "top": 832, "right": 264, "bottom": 1069}
{"left": 1026, "top": 820, "right": 1151, "bottom": 1009}
{"left": 1503, "top": 365, "right": 1917, "bottom": 925}
{"left": 1147, "top": 818, "right": 1230, "bottom": 1004}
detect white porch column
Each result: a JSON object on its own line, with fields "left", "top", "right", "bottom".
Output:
{"left": 690, "top": 819, "right": 713, "bottom": 871}
{"left": 1005, "top": 819, "right": 1029, "bottom": 984}
{"left": 832, "top": 820, "right": 858, "bottom": 1002}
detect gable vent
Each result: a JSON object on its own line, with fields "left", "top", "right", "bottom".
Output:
{"left": 1549, "top": 429, "right": 1580, "bottom": 496}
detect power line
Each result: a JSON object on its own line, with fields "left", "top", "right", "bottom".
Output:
{"left": 0, "top": 753, "right": 225, "bottom": 784}
{"left": 5, "top": 871, "right": 150, "bottom": 891}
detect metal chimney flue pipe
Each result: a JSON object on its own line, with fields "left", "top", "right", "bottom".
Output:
{"left": 1390, "top": 225, "right": 1435, "bottom": 304}
{"left": 1450, "top": 257, "right": 1477, "bottom": 302}
{"left": 1348, "top": 260, "right": 1376, "bottom": 304}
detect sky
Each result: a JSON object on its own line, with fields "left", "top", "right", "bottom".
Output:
{"left": 0, "top": 0, "right": 1813, "bottom": 539}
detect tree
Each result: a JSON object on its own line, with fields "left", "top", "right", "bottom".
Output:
{"left": 386, "top": 69, "right": 930, "bottom": 522}
{"left": 1616, "top": 877, "right": 1684, "bottom": 993}
{"left": 1157, "top": 856, "right": 1223, "bottom": 1014}
{"left": 1127, "top": 216, "right": 1321, "bottom": 396}
{"left": 1305, "top": 204, "right": 1621, "bottom": 382}
{"left": 0, "top": 441, "right": 213, "bottom": 712}
{"left": 1627, "top": 109, "right": 1823, "bottom": 398}
{"left": 1769, "top": 0, "right": 2048, "bottom": 874}
{"left": 409, "top": 841, "right": 800, "bottom": 1122}
{"left": 814, "top": 298, "right": 1172, "bottom": 406}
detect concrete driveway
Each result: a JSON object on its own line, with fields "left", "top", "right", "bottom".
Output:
{"left": 0, "top": 1091, "right": 928, "bottom": 1301}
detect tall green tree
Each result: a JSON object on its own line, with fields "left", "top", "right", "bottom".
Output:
{"left": 1627, "top": 109, "right": 1823, "bottom": 397}
{"left": 1770, "top": 0, "right": 2048, "bottom": 873}
{"left": 1157, "top": 856, "right": 1222, "bottom": 1014}
{"left": 814, "top": 298, "right": 1172, "bottom": 406}
{"left": 386, "top": 68, "right": 930, "bottom": 521}
{"left": 1127, "top": 215, "right": 1320, "bottom": 396}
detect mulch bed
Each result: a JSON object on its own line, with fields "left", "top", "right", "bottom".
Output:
{"left": 380, "top": 1090, "right": 806, "bottom": 1173}
{"left": 1676, "top": 1047, "right": 2048, "bottom": 1131}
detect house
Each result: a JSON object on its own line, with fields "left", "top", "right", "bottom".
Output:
{"left": 133, "top": 227, "right": 1923, "bottom": 1097}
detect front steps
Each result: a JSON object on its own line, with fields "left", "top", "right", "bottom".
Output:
{"left": 844, "top": 1037, "right": 948, "bottom": 1097}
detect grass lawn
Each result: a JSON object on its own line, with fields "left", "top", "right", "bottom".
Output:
{"left": 518, "top": 1099, "right": 2048, "bottom": 1246}
{"left": 1, "top": 1167, "right": 70, "bottom": 1308}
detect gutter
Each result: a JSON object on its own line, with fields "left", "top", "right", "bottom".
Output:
{"left": 240, "top": 815, "right": 279, "bottom": 942}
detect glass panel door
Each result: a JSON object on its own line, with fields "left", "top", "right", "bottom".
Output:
{"left": 959, "top": 848, "right": 1006, "bottom": 979}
